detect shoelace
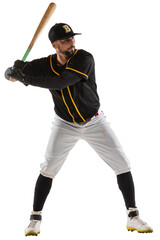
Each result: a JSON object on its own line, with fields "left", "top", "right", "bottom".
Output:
{"left": 134, "top": 216, "right": 147, "bottom": 225}
{"left": 28, "top": 220, "right": 39, "bottom": 228}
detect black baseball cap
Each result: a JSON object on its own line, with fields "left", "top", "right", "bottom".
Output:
{"left": 48, "top": 23, "right": 81, "bottom": 43}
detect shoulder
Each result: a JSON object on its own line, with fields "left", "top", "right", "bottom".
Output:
{"left": 26, "top": 55, "right": 57, "bottom": 70}
{"left": 75, "top": 49, "right": 94, "bottom": 59}
{"left": 28, "top": 54, "right": 56, "bottom": 65}
{"left": 23, "top": 55, "right": 56, "bottom": 74}
{"left": 69, "top": 49, "right": 94, "bottom": 65}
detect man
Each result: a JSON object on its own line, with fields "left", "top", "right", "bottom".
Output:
{"left": 5, "top": 23, "right": 153, "bottom": 236}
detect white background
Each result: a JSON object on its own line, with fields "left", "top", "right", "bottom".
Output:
{"left": 1, "top": 0, "right": 160, "bottom": 239}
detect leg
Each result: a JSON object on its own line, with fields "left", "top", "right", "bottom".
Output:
{"left": 117, "top": 171, "right": 136, "bottom": 209}
{"left": 40, "top": 117, "right": 80, "bottom": 178}
{"left": 83, "top": 112, "right": 153, "bottom": 233}
{"left": 83, "top": 112, "right": 131, "bottom": 176}
{"left": 25, "top": 117, "right": 80, "bottom": 236}
{"left": 83, "top": 114, "right": 135, "bottom": 208}
{"left": 33, "top": 174, "right": 53, "bottom": 211}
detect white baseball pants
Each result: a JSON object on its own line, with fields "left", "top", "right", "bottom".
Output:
{"left": 40, "top": 111, "right": 131, "bottom": 179}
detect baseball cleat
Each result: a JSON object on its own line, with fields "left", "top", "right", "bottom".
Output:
{"left": 126, "top": 208, "right": 153, "bottom": 233}
{"left": 25, "top": 220, "right": 41, "bottom": 236}
{"left": 25, "top": 211, "right": 42, "bottom": 236}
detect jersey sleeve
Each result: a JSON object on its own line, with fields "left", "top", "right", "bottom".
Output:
{"left": 22, "top": 57, "right": 51, "bottom": 77}
{"left": 22, "top": 50, "right": 95, "bottom": 90}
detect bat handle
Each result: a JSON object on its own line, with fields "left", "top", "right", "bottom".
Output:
{"left": 8, "top": 48, "right": 30, "bottom": 82}
{"left": 22, "top": 48, "right": 30, "bottom": 62}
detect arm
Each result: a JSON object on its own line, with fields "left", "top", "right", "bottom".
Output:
{"left": 24, "top": 71, "right": 83, "bottom": 90}
{"left": 5, "top": 51, "right": 94, "bottom": 90}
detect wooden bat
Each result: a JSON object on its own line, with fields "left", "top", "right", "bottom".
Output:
{"left": 9, "top": 2, "right": 56, "bottom": 82}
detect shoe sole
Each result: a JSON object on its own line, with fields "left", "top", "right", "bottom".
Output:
{"left": 25, "top": 230, "right": 40, "bottom": 236}
{"left": 127, "top": 226, "right": 153, "bottom": 233}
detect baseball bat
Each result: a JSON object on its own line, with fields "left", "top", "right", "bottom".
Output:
{"left": 9, "top": 2, "right": 56, "bottom": 82}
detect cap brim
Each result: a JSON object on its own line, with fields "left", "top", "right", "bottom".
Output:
{"left": 58, "top": 32, "right": 81, "bottom": 41}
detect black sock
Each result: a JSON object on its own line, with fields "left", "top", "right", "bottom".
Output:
{"left": 33, "top": 174, "right": 53, "bottom": 211}
{"left": 117, "top": 171, "right": 136, "bottom": 209}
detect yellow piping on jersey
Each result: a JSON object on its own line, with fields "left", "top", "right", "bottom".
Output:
{"left": 67, "top": 49, "right": 78, "bottom": 64}
{"left": 66, "top": 50, "right": 86, "bottom": 122}
{"left": 67, "top": 87, "right": 85, "bottom": 122}
{"left": 50, "top": 55, "right": 76, "bottom": 122}
{"left": 50, "top": 55, "right": 60, "bottom": 76}
{"left": 61, "top": 90, "right": 76, "bottom": 123}
{"left": 50, "top": 53, "right": 86, "bottom": 123}
{"left": 65, "top": 67, "right": 88, "bottom": 79}
{"left": 66, "top": 49, "right": 88, "bottom": 78}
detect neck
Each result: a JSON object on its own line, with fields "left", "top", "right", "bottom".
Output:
{"left": 56, "top": 53, "right": 68, "bottom": 66}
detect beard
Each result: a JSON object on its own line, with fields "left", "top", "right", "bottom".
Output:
{"left": 58, "top": 45, "right": 75, "bottom": 57}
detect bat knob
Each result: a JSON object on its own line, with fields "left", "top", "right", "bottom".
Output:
{"left": 4, "top": 67, "right": 16, "bottom": 82}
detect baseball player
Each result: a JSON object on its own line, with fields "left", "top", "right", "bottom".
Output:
{"left": 5, "top": 23, "right": 153, "bottom": 236}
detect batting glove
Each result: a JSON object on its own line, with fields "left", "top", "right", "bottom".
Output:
{"left": 5, "top": 60, "right": 26, "bottom": 82}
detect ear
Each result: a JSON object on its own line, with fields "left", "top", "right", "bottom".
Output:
{"left": 52, "top": 42, "right": 57, "bottom": 50}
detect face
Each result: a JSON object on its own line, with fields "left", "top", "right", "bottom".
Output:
{"left": 52, "top": 36, "right": 75, "bottom": 57}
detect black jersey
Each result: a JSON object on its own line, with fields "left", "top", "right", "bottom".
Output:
{"left": 21, "top": 49, "right": 100, "bottom": 123}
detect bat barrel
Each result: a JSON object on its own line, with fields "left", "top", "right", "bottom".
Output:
{"left": 28, "top": 2, "right": 56, "bottom": 51}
